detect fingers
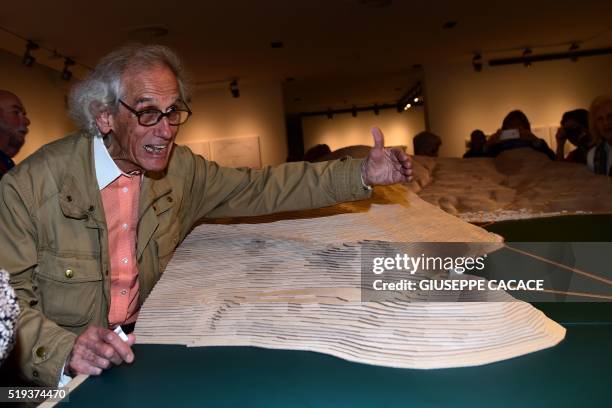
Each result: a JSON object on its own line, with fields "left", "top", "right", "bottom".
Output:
{"left": 89, "top": 332, "right": 123, "bottom": 366}
{"left": 103, "top": 329, "right": 135, "bottom": 364}
{"left": 390, "top": 148, "right": 411, "bottom": 167}
{"left": 371, "top": 127, "right": 385, "bottom": 150}
{"left": 67, "top": 326, "right": 135, "bottom": 377}
{"left": 388, "top": 149, "right": 412, "bottom": 175}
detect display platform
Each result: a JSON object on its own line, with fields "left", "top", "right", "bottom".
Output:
{"left": 64, "top": 214, "right": 612, "bottom": 407}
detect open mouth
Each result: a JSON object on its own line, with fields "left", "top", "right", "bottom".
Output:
{"left": 144, "top": 144, "right": 168, "bottom": 154}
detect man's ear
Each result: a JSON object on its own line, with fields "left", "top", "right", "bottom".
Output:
{"left": 94, "top": 110, "right": 115, "bottom": 135}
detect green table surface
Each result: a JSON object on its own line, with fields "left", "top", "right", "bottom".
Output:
{"left": 483, "top": 213, "right": 612, "bottom": 242}
{"left": 66, "top": 215, "right": 612, "bottom": 407}
{"left": 67, "top": 322, "right": 611, "bottom": 408}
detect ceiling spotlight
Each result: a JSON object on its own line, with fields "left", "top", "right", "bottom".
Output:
{"left": 472, "top": 53, "right": 482, "bottom": 72}
{"left": 61, "top": 58, "right": 75, "bottom": 81}
{"left": 522, "top": 48, "right": 532, "bottom": 67}
{"left": 22, "top": 40, "right": 39, "bottom": 67}
{"left": 229, "top": 80, "right": 240, "bottom": 98}
{"left": 403, "top": 103, "right": 411, "bottom": 111}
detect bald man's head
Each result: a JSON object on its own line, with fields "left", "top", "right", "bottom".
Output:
{"left": 0, "top": 90, "right": 30, "bottom": 158}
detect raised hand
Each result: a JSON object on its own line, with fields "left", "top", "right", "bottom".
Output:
{"left": 361, "top": 127, "right": 413, "bottom": 186}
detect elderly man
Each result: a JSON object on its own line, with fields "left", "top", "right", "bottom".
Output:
{"left": 0, "top": 90, "right": 30, "bottom": 179}
{"left": 0, "top": 44, "right": 411, "bottom": 386}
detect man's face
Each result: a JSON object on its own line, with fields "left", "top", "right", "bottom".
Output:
{"left": 0, "top": 93, "right": 30, "bottom": 157}
{"left": 105, "top": 64, "right": 183, "bottom": 173}
{"left": 594, "top": 102, "right": 612, "bottom": 144}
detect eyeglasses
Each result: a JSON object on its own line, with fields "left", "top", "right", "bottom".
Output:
{"left": 119, "top": 99, "right": 192, "bottom": 127}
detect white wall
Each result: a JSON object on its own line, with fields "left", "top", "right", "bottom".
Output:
{"left": 177, "top": 81, "right": 288, "bottom": 166}
{"left": 0, "top": 49, "right": 74, "bottom": 163}
{"left": 424, "top": 54, "right": 612, "bottom": 157}
{"left": 302, "top": 107, "right": 426, "bottom": 155}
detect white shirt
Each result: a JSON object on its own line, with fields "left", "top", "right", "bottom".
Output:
{"left": 93, "top": 135, "right": 123, "bottom": 190}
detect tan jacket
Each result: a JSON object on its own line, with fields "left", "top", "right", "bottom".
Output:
{"left": 0, "top": 133, "right": 370, "bottom": 385}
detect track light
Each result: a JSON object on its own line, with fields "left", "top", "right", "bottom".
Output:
{"left": 569, "top": 43, "right": 579, "bottom": 62}
{"left": 22, "top": 40, "right": 39, "bottom": 67}
{"left": 472, "top": 53, "right": 482, "bottom": 72}
{"left": 403, "top": 103, "right": 411, "bottom": 111}
{"left": 229, "top": 80, "right": 240, "bottom": 98}
{"left": 61, "top": 58, "right": 75, "bottom": 81}
{"left": 522, "top": 48, "right": 532, "bottom": 67}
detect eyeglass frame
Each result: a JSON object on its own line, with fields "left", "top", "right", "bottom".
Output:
{"left": 118, "top": 99, "right": 192, "bottom": 127}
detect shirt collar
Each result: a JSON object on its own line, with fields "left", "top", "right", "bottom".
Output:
{"left": 93, "top": 135, "right": 122, "bottom": 190}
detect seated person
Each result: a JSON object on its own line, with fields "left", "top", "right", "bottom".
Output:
{"left": 413, "top": 131, "right": 442, "bottom": 157}
{"left": 555, "top": 109, "right": 592, "bottom": 163}
{"left": 484, "top": 110, "right": 555, "bottom": 160}
{"left": 586, "top": 95, "right": 612, "bottom": 176}
{"left": 463, "top": 130, "right": 486, "bottom": 158}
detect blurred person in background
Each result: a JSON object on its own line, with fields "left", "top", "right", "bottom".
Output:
{"left": 555, "top": 109, "right": 592, "bottom": 164}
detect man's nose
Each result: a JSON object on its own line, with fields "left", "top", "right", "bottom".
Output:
{"left": 157, "top": 116, "right": 174, "bottom": 138}
{"left": 23, "top": 115, "right": 31, "bottom": 127}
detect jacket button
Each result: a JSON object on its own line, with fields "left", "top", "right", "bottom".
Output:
{"left": 32, "top": 370, "right": 39, "bottom": 377}
{"left": 35, "top": 346, "right": 47, "bottom": 359}
{"left": 65, "top": 269, "right": 74, "bottom": 279}
{"left": 167, "top": 196, "right": 173, "bottom": 203}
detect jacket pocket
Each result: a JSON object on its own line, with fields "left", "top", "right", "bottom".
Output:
{"left": 33, "top": 252, "right": 103, "bottom": 327}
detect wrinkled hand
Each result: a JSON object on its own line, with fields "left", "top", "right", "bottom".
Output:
{"left": 65, "top": 326, "right": 135, "bottom": 376}
{"left": 361, "top": 127, "right": 412, "bottom": 186}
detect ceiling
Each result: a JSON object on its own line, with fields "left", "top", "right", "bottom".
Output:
{"left": 1, "top": 0, "right": 611, "bottom": 112}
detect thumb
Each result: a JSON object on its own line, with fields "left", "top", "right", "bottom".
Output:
{"left": 371, "top": 127, "right": 385, "bottom": 150}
